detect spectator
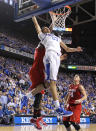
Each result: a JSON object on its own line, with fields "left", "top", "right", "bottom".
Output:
{"left": 0, "top": 91, "right": 8, "bottom": 108}
{"left": 21, "top": 106, "right": 27, "bottom": 115}
{"left": 15, "top": 106, "right": 21, "bottom": 115}
{"left": 0, "top": 104, "right": 3, "bottom": 124}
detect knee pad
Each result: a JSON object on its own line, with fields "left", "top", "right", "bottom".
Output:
{"left": 63, "top": 121, "right": 71, "bottom": 128}
{"left": 71, "top": 122, "right": 81, "bottom": 131}
{"left": 33, "top": 93, "right": 42, "bottom": 109}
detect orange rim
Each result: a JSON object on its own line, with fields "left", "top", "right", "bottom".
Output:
{"left": 49, "top": 5, "right": 71, "bottom": 16}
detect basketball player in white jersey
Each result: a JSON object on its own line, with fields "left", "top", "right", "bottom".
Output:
{"left": 32, "top": 16, "right": 82, "bottom": 116}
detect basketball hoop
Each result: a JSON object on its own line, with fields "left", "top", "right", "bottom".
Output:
{"left": 49, "top": 5, "right": 71, "bottom": 31}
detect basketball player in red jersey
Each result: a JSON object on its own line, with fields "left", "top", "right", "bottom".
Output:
{"left": 29, "top": 42, "right": 48, "bottom": 129}
{"left": 63, "top": 74, "right": 87, "bottom": 131}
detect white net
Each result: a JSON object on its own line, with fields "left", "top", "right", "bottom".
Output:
{"left": 50, "top": 6, "right": 71, "bottom": 31}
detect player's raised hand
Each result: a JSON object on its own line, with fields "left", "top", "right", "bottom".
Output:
{"left": 60, "top": 54, "right": 67, "bottom": 61}
{"left": 32, "top": 5, "right": 38, "bottom": 21}
{"left": 64, "top": 103, "right": 69, "bottom": 110}
{"left": 76, "top": 46, "right": 83, "bottom": 52}
{"left": 74, "top": 99, "right": 82, "bottom": 104}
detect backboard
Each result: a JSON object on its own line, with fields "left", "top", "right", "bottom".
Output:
{"left": 14, "top": 0, "right": 83, "bottom": 22}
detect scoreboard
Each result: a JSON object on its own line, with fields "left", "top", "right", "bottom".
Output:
{"left": 68, "top": 65, "right": 96, "bottom": 71}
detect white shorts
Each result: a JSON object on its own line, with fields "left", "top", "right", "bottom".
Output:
{"left": 43, "top": 51, "right": 60, "bottom": 81}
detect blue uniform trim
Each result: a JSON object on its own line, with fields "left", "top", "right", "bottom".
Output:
{"left": 50, "top": 79, "right": 57, "bottom": 81}
{"left": 46, "top": 62, "right": 50, "bottom": 80}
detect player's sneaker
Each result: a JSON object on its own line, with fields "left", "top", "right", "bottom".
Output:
{"left": 35, "top": 118, "right": 42, "bottom": 130}
{"left": 39, "top": 117, "right": 47, "bottom": 126}
{"left": 56, "top": 107, "right": 73, "bottom": 116}
{"left": 30, "top": 118, "right": 36, "bottom": 124}
{"left": 30, "top": 117, "right": 42, "bottom": 130}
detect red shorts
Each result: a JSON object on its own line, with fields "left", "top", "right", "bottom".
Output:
{"left": 29, "top": 65, "right": 44, "bottom": 89}
{"left": 63, "top": 104, "right": 82, "bottom": 124}
{"left": 29, "top": 46, "right": 45, "bottom": 91}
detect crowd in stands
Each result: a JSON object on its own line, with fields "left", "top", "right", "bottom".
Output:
{"left": 62, "top": 36, "right": 72, "bottom": 45}
{"left": 0, "top": 32, "right": 35, "bottom": 54}
{"left": 64, "top": 52, "right": 96, "bottom": 66}
{"left": 0, "top": 56, "right": 96, "bottom": 124}
{"left": 0, "top": 56, "right": 32, "bottom": 124}
{"left": 0, "top": 31, "right": 96, "bottom": 66}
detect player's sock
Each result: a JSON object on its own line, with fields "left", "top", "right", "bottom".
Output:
{"left": 54, "top": 100, "right": 60, "bottom": 108}
{"left": 26, "top": 92, "right": 33, "bottom": 98}
{"left": 37, "top": 109, "right": 41, "bottom": 117}
{"left": 33, "top": 109, "right": 40, "bottom": 119}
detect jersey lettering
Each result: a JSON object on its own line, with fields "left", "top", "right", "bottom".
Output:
{"left": 52, "top": 35, "right": 58, "bottom": 41}
{"left": 69, "top": 89, "right": 76, "bottom": 98}
{"left": 47, "top": 34, "right": 59, "bottom": 41}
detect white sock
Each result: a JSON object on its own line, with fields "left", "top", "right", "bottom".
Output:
{"left": 26, "top": 92, "right": 32, "bottom": 98}
{"left": 54, "top": 100, "right": 60, "bottom": 109}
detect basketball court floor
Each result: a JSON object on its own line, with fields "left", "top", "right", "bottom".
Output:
{"left": 0, "top": 124, "right": 96, "bottom": 131}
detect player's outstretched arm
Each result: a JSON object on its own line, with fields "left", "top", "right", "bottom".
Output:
{"left": 75, "top": 85, "right": 87, "bottom": 104}
{"left": 64, "top": 93, "right": 70, "bottom": 105}
{"left": 64, "top": 87, "right": 70, "bottom": 108}
{"left": 60, "top": 41, "right": 83, "bottom": 53}
{"left": 32, "top": 16, "right": 42, "bottom": 34}
{"left": 49, "top": 23, "right": 53, "bottom": 32}
{"left": 49, "top": 11, "right": 57, "bottom": 32}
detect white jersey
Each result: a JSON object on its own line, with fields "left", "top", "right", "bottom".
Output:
{"left": 38, "top": 33, "right": 61, "bottom": 55}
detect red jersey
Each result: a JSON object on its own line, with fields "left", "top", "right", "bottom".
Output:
{"left": 32, "top": 44, "right": 45, "bottom": 70}
{"left": 68, "top": 84, "right": 81, "bottom": 105}
{"left": 63, "top": 84, "right": 82, "bottom": 123}
{"left": 29, "top": 44, "right": 45, "bottom": 89}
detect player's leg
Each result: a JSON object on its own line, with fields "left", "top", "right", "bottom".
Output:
{"left": 50, "top": 80, "right": 59, "bottom": 105}
{"left": 31, "top": 82, "right": 49, "bottom": 96}
{"left": 30, "top": 93, "right": 42, "bottom": 129}
{"left": 44, "top": 52, "right": 73, "bottom": 116}
{"left": 29, "top": 67, "right": 48, "bottom": 129}
{"left": 65, "top": 105, "right": 82, "bottom": 131}
{"left": 43, "top": 52, "right": 60, "bottom": 108}
{"left": 33, "top": 93, "right": 42, "bottom": 119}
{"left": 70, "top": 105, "right": 82, "bottom": 131}
{"left": 71, "top": 122, "right": 81, "bottom": 131}
{"left": 28, "top": 65, "right": 49, "bottom": 97}
{"left": 30, "top": 92, "right": 47, "bottom": 129}
{"left": 63, "top": 121, "right": 72, "bottom": 131}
